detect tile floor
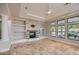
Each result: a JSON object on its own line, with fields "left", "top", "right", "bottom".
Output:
{"left": 0, "top": 39, "right": 79, "bottom": 55}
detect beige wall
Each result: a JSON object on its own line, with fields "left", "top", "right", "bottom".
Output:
{"left": 0, "top": 4, "right": 10, "bottom": 15}
{"left": 12, "top": 17, "right": 45, "bottom": 31}
{"left": 26, "top": 19, "right": 44, "bottom": 31}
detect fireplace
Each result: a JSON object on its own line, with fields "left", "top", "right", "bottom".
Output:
{"left": 26, "top": 30, "right": 39, "bottom": 39}
{"left": 29, "top": 31, "right": 36, "bottom": 38}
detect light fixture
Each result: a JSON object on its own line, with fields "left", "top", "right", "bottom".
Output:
{"left": 64, "top": 3, "right": 71, "bottom": 6}
{"left": 31, "top": 24, "right": 35, "bottom": 28}
{"left": 48, "top": 10, "right": 52, "bottom": 14}
{"left": 47, "top": 4, "right": 52, "bottom": 14}
{"left": 25, "top": 6, "right": 28, "bottom": 9}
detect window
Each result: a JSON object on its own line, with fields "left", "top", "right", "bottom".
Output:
{"left": 50, "top": 16, "right": 79, "bottom": 41}
{"left": 0, "top": 16, "right": 2, "bottom": 39}
{"left": 58, "top": 20, "right": 65, "bottom": 38}
{"left": 50, "top": 22, "right": 56, "bottom": 37}
{"left": 68, "top": 17, "right": 79, "bottom": 40}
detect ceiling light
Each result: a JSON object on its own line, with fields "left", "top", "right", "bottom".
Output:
{"left": 48, "top": 10, "right": 52, "bottom": 14}
{"left": 64, "top": 3, "right": 71, "bottom": 6}
{"left": 25, "top": 6, "right": 28, "bottom": 9}
{"left": 47, "top": 4, "right": 52, "bottom": 14}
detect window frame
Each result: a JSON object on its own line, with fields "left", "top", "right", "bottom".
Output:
{"left": 67, "top": 16, "right": 79, "bottom": 40}
{"left": 50, "top": 21, "right": 56, "bottom": 37}
{"left": 57, "top": 19, "right": 66, "bottom": 38}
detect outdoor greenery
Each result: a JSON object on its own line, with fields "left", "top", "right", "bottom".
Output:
{"left": 68, "top": 21, "right": 79, "bottom": 40}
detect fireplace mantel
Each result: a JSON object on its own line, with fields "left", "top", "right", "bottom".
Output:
{"left": 27, "top": 30, "right": 38, "bottom": 32}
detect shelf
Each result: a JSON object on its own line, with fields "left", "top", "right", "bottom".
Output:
{"left": 13, "top": 24, "right": 26, "bottom": 27}
{"left": 13, "top": 31, "right": 26, "bottom": 33}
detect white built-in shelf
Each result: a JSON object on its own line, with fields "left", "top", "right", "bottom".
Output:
{"left": 13, "top": 24, "right": 26, "bottom": 27}
{"left": 13, "top": 31, "right": 26, "bottom": 33}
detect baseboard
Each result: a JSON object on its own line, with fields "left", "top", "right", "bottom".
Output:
{"left": 11, "top": 36, "right": 47, "bottom": 44}
{"left": 11, "top": 39, "right": 27, "bottom": 44}
{"left": 0, "top": 48, "right": 10, "bottom": 52}
{"left": 48, "top": 37, "right": 79, "bottom": 47}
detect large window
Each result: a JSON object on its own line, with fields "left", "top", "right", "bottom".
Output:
{"left": 58, "top": 20, "right": 65, "bottom": 38}
{"left": 68, "top": 17, "right": 79, "bottom": 40}
{"left": 50, "top": 22, "right": 56, "bottom": 37}
{"left": 50, "top": 16, "right": 79, "bottom": 41}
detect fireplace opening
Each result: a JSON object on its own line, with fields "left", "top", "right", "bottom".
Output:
{"left": 29, "top": 31, "right": 36, "bottom": 38}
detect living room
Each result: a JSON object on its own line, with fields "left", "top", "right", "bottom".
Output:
{"left": 0, "top": 3, "right": 79, "bottom": 55}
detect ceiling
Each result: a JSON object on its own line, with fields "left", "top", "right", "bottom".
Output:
{"left": 1, "top": 3, "right": 79, "bottom": 22}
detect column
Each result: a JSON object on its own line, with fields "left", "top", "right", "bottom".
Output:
{"left": 2, "top": 14, "right": 10, "bottom": 41}
{"left": 56, "top": 20, "right": 58, "bottom": 38}
{"left": 0, "top": 14, "right": 11, "bottom": 52}
{"left": 65, "top": 18, "right": 68, "bottom": 39}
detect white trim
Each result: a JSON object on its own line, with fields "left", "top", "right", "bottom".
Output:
{"left": 11, "top": 36, "right": 47, "bottom": 44}
{"left": 0, "top": 48, "right": 10, "bottom": 52}
{"left": 0, "top": 14, "right": 11, "bottom": 52}
{"left": 27, "top": 13, "right": 45, "bottom": 19}
{"left": 48, "top": 37, "right": 79, "bottom": 47}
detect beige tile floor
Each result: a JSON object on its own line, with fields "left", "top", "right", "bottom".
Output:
{"left": 0, "top": 39, "right": 79, "bottom": 55}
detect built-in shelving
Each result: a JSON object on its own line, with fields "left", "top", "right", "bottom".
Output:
{"left": 14, "top": 24, "right": 26, "bottom": 27}
{"left": 13, "top": 19, "right": 26, "bottom": 40}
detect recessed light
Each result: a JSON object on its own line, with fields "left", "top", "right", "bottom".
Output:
{"left": 48, "top": 11, "right": 52, "bottom": 14}
{"left": 25, "top": 6, "right": 28, "bottom": 9}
